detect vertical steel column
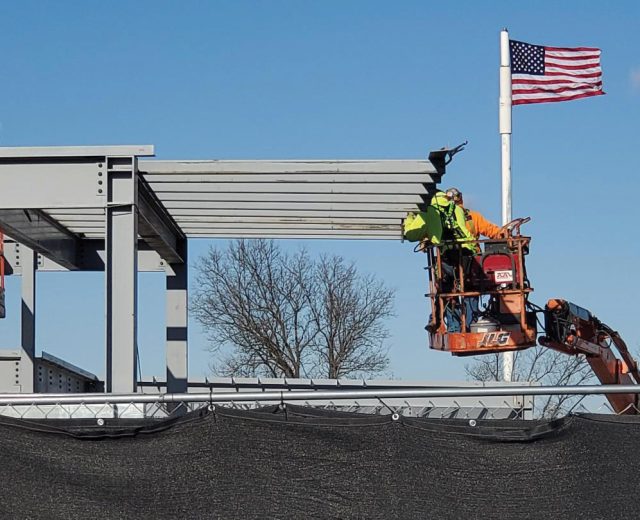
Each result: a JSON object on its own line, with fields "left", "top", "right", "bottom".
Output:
{"left": 166, "top": 242, "right": 188, "bottom": 393}
{"left": 105, "top": 157, "right": 139, "bottom": 393}
{"left": 20, "top": 245, "right": 36, "bottom": 392}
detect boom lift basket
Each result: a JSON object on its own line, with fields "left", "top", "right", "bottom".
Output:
{"left": 424, "top": 228, "right": 537, "bottom": 355}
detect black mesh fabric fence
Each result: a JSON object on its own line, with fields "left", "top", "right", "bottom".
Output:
{"left": 0, "top": 404, "right": 638, "bottom": 519}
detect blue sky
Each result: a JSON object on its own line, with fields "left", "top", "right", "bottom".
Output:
{"left": 0, "top": 1, "right": 638, "bottom": 382}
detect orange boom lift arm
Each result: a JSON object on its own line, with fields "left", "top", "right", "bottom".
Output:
{"left": 539, "top": 299, "right": 640, "bottom": 413}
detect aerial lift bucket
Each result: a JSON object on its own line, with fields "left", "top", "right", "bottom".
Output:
{"left": 424, "top": 219, "right": 537, "bottom": 355}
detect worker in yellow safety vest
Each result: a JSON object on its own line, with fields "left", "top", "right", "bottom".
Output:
{"left": 403, "top": 191, "right": 476, "bottom": 252}
{"left": 403, "top": 191, "right": 476, "bottom": 333}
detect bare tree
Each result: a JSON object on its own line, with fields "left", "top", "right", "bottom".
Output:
{"left": 192, "top": 240, "right": 394, "bottom": 379}
{"left": 466, "top": 347, "right": 595, "bottom": 418}
{"left": 307, "top": 255, "right": 393, "bottom": 378}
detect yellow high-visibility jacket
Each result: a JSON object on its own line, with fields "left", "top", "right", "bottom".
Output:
{"left": 428, "top": 193, "right": 475, "bottom": 251}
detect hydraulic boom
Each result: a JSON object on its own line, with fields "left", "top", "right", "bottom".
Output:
{"left": 540, "top": 299, "right": 640, "bottom": 414}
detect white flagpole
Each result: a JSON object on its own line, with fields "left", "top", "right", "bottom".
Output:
{"left": 499, "top": 28, "right": 514, "bottom": 382}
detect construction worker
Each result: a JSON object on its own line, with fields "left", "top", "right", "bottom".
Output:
{"left": 445, "top": 187, "right": 505, "bottom": 243}
{"left": 428, "top": 191, "right": 476, "bottom": 251}
{"left": 411, "top": 190, "right": 475, "bottom": 333}
{"left": 442, "top": 188, "right": 508, "bottom": 332}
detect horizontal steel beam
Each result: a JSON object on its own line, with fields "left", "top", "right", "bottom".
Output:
{"left": 43, "top": 211, "right": 413, "bottom": 236}
{"left": 179, "top": 222, "right": 399, "bottom": 230}
{"left": 162, "top": 209, "right": 407, "bottom": 218}
{"left": 163, "top": 201, "right": 422, "bottom": 211}
{"left": 0, "top": 384, "right": 636, "bottom": 406}
{"left": 0, "top": 210, "right": 81, "bottom": 269}
{"left": 146, "top": 173, "right": 435, "bottom": 183}
{"left": 4, "top": 240, "right": 166, "bottom": 272}
{"left": 140, "top": 159, "right": 437, "bottom": 175}
{"left": 173, "top": 216, "right": 402, "bottom": 225}
{"left": 0, "top": 145, "right": 154, "bottom": 158}
{"left": 149, "top": 182, "right": 430, "bottom": 195}
{"left": 137, "top": 178, "right": 186, "bottom": 264}
{"left": 0, "top": 161, "right": 103, "bottom": 208}
{"left": 185, "top": 233, "right": 400, "bottom": 240}
{"left": 43, "top": 208, "right": 104, "bottom": 215}
{"left": 155, "top": 193, "right": 424, "bottom": 203}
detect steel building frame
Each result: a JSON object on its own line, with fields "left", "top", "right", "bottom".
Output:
{"left": 0, "top": 145, "right": 448, "bottom": 393}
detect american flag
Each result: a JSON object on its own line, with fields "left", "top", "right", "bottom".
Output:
{"left": 509, "top": 39, "right": 604, "bottom": 105}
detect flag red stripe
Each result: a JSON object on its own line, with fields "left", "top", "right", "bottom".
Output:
{"left": 513, "top": 85, "right": 602, "bottom": 95}
{"left": 544, "top": 46, "right": 600, "bottom": 52}
{"left": 539, "top": 71, "right": 602, "bottom": 79}
{"left": 513, "top": 91, "right": 605, "bottom": 105}
{"left": 544, "top": 61, "right": 601, "bottom": 71}
{"left": 512, "top": 78, "right": 602, "bottom": 86}
{"left": 544, "top": 53, "right": 600, "bottom": 61}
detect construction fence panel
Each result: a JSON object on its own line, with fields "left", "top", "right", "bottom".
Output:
{"left": 0, "top": 402, "right": 638, "bottom": 519}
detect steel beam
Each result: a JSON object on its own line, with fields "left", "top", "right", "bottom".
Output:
{"left": 0, "top": 145, "right": 154, "bottom": 158}
{"left": 3, "top": 240, "right": 166, "bottom": 273}
{"left": 148, "top": 193, "right": 424, "bottom": 203}
{"left": 0, "top": 161, "right": 105, "bottom": 208}
{"left": 179, "top": 222, "right": 399, "bottom": 230}
{"left": 184, "top": 231, "right": 400, "bottom": 239}
{"left": 146, "top": 173, "right": 435, "bottom": 183}
{"left": 137, "top": 178, "right": 186, "bottom": 264}
{"left": 0, "top": 209, "right": 80, "bottom": 270}
{"left": 160, "top": 209, "right": 407, "bottom": 218}
{"left": 105, "top": 157, "right": 138, "bottom": 393}
{"left": 140, "top": 159, "right": 437, "bottom": 175}
{"left": 161, "top": 201, "right": 427, "bottom": 211}
{"left": 165, "top": 242, "right": 188, "bottom": 394}
{"left": 149, "top": 182, "right": 432, "bottom": 195}
{"left": 19, "top": 247, "right": 36, "bottom": 393}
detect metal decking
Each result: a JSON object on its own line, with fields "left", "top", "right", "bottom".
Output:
{"left": 139, "top": 159, "right": 440, "bottom": 239}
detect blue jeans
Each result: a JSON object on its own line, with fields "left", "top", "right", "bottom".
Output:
{"left": 445, "top": 296, "right": 479, "bottom": 333}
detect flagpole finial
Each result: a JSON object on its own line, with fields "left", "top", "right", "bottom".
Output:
{"left": 502, "top": 27, "right": 509, "bottom": 32}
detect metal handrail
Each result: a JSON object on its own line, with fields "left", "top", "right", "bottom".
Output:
{"left": 1, "top": 385, "right": 640, "bottom": 406}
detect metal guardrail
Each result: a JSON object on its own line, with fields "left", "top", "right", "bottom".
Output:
{"left": 0, "top": 385, "right": 636, "bottom": 421}
{"left": 0, "top": 384, "right": 639, "bottom": 405}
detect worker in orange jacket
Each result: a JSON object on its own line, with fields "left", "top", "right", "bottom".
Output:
{"left": 445, "top": 188, "right": 505, "bottom": 243}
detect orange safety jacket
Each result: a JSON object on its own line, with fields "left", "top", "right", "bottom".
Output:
{"left": 464, "top": 209, "right": 503, "bottom": 240}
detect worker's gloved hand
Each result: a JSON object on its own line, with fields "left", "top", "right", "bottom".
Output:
{"left": 499, "top": 228, "right": 511, "bottom": 239}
